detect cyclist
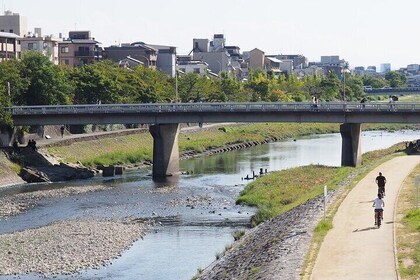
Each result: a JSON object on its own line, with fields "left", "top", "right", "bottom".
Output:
{"left": 372, "top": 193, "right": 385, "bottom": 226}
{"left": 375, "top": 172, "right": 387, "bottom": 197}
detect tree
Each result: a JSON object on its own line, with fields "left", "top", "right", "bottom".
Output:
{"left": 385, "top": 71, "right": 406, "bottom": 88}
{"left": 20, "top": 52, "right": 72, "bottom": 105}
{"left": 320, "top": 72, "right": 341, "bottom": 101}
{"left": 0, "top": 59, "right": 29, "bottom": 106}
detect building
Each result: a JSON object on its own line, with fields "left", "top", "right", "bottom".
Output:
{"left": 248, "top": 48, "right": 265, "bottom": 70}
{"left": 353, "top": 66, "right": 365, "bottom": 76}
{"left": 270, "top": 54, "right": 307, "bottom": 69}
{"left": 407, "top": 64, "right": 420, "bottom": 75}
{"left": 0, "top": 31, "right": 21, "bottom": 61}
{"left": 104, "top": 42, "right": 157, "bottom": 70}
{"left": 309, "top": 56, "right": 348, "bottom": 77}
{"left": 58, "top": 31, "right": 102, "bottom": 67}
{"left": 380, "top": 63, "right": 391, "bottom": 73}
{"left": 21, "top": 28, "right": 60, "bottom": 64}
{"left": 192, "top": 34, "right": 231, "bottom": 74}
{"left": 0, "top": 10, "right": 27, "bottom": 36}
{"left": 177, "top": 55, "right": 211, "bottom": 76}
{"left": 146, "top": 44, "right": 177, "bottom": 77}
{"left": 294, "top": 65, "right": 324, "bottom": 78}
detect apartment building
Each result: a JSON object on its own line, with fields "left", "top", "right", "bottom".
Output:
{"left": 20, "top": 28, "right": 60, "bottom": 64}
{"left": 58, "top": 31, "right": 102, "bottom": 67}
{"left": 104, "top": 42, "right": 157, "bottom": 69}
{"left": 0, "top": 31, "right": 21, "bottom": 61}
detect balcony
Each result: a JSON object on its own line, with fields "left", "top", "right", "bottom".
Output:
{"left": 74, "top": 50, "right": 94, "bottom": 57}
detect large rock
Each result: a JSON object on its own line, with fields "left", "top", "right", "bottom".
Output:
{"left": 20, "top": 168, "right": 51, "bottom": 183}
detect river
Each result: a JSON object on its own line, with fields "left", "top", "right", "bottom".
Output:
{"left": 0, "top": 130, "right": 419, "bottom": 280}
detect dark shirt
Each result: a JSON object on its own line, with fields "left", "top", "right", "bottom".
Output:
{"left": 376, "top": 175, "right": 386, "bottom": 187}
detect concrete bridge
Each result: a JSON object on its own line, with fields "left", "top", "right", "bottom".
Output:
{"left": 6, "top": 102, "right": 420, "bottom": 178}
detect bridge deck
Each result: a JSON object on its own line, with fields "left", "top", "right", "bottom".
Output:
{"left": 7, "top": 102, "right": 420, "bottom": 125}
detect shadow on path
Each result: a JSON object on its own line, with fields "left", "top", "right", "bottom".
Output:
{"left": 353, "top": 226, "right": 379, "bottom": 232}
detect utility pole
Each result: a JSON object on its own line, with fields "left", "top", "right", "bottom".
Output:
{"left": 175, "top": 70, "right": 178, "bottom": 102}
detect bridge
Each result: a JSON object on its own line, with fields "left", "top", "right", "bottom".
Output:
{"left": 364, "top": 87, "right": 420, "bottom": 95}
{"left": 5, "top": 102, "right": 420, "bottom": 178}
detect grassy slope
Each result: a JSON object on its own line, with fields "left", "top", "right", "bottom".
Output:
{"left": 396, "top": 163, "right": 420, "bottom": 279}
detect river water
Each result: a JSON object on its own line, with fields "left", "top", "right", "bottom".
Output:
{"left": 0, "top": 130, "right": 419, "bottom": 280}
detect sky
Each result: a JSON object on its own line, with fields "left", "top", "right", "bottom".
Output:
{"left": 3, "top": 0, "right": 420, "bottom": 70}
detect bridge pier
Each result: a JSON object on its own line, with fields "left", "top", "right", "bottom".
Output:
{"left": 149, "top": 123, "right": 180, "bottom": 178}
{"left": 340, "top": 123, "right": 362, "bottom": 167}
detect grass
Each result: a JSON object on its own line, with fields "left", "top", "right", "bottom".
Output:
{"left": 237, "top": 165, "right": 351, "bottom": 226}
{"left": 396, "top": 163, "right": 420, "bottom": 279}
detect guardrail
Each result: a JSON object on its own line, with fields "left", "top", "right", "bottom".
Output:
{"left": 7, "top": 102, "right": 420, "bottom": 115}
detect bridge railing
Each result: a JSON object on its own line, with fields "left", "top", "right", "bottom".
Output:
{"left": 7, "top": 101, "right": 420, "bottom": 115}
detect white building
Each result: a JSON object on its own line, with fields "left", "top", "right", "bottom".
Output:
{"left": 21, "top": 28, "right": 61, "bottom": 64}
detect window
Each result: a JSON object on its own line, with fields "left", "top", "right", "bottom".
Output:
{"left": 193, "top": 68, "right": 200, "bottom": 74}
{"left": 28, "top": 43, "right": 36, "bottom": 50}
{"left": 61, "top": 46, "right": 69, "bottom": 53}
{"left": 9, "top": 29, "right": 13, "bottom": 33}
{"left": 64, "top": 59, "right": 69, "bottom": 65}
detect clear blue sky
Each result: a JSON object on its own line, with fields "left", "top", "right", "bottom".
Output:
{"left": 4, "top": 0, "right": 420, "bottom": 70}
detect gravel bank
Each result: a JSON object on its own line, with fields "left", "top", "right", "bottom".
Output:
{"left": 0, "top": 185, "right": 109, "bottom": 219}
{"left": 0, "top": 219, "right": 149, "bottom": 276}
{"left": 0, "top": 184, "right": 151, "bottom": 277}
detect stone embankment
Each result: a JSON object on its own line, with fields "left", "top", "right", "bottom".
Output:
{"left": 181, "top": 137, "right": 279, "bottom": 160}
{"left": 197, "top": 193, "right": 333, "bottom": 280}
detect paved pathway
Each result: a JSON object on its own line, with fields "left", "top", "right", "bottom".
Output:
{"left": 311, "top": 155, "right": 420, "bottom": 280}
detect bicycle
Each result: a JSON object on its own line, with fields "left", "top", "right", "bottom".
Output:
{"left": 375, "top": 209, "right": 383, "bottom": 228}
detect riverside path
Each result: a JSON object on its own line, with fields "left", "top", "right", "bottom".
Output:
{"left": 310, "top": 155, "right": 420, "bottom": 280}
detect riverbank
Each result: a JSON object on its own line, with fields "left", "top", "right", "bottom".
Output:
{"left": 196, "top": 143, "right": 411, "bottom": 279}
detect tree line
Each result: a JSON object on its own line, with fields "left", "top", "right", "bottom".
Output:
{"left": 0, "top": 51, "right": 406, "bottom": 126}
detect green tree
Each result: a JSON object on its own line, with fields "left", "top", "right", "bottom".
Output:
{"left": 20, "top": 52, "right": 72, "bottom": 105}
{"left": 385, "top": 71, "right": 406, "bottom": 88}
{"left": 320, "top": 72, "right": 341, "bottom": 101}
{"left": 362, "top": 76, "right": 387, "bottom": 89}
{"left": 0, "top": 59, "right": 29, "bottom": 106}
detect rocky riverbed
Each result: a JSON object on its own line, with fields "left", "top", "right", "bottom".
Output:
{"left": 0, "top": 184, "right": 151, "bottom": 277}
{"left": 0, "top": 219, "right": 149, "bottom": 276}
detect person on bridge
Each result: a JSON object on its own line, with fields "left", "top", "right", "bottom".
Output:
{"left": 372, "top": 193, "right": 385, "bottom": 225}
{"left": 375, "top": 172, "right": 387, "bottom": 197}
